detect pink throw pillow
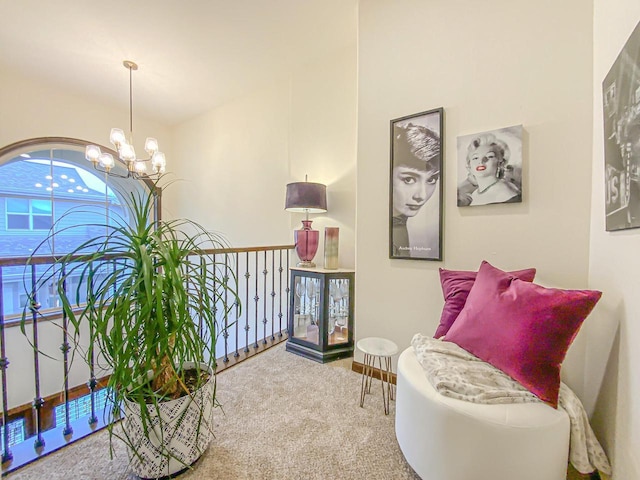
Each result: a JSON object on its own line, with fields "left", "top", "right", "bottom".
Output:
{"left": 434, "top": 266, "right": 536, "bottom": 338}
{"left": 445, "top": 261, "right": 601, "bottom": 407}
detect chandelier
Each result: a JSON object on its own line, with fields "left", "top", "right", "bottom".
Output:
{"left": 85, "top": 60, "right": 166, "bottom": 178}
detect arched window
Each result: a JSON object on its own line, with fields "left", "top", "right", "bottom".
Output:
{"left": 0, "top": 137, "right": 156, "bottom": 318}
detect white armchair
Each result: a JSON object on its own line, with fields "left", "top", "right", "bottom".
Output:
{"left": 395, "top": 347, "right": 570, "bottom": 480}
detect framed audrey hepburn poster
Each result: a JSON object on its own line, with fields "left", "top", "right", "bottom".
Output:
{"left": 389, "top": 108, "right": 443, "bottom": 261}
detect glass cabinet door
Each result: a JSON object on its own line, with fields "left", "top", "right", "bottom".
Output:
{"left": 292, "top": 275, "right": 321, "bottom": 345}
{"left": 328, "top": 277, "right": 349, "bottom": 345}
{"left": 287, "top": 267, "right": 354, "bottom": 363}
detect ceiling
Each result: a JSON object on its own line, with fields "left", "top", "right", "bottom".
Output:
{"left": 0, "top": 0, "right": 357, "bottom": 126}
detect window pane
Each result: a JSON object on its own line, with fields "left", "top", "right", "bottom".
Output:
{"left": 0, "top": 418, "right": 25, "bottom": 451}
{"left": 6, "top": 198, "right": 28, "bottom": 213}
{"left": 31, "top": 199, "right": 52, "bottom": 214}
{"left": 32, "top": 215, "right": 53, "bottom": 230}
{"left": 7, "top": 214, "right": 29, "bottom": 229}
{"left": 2, "top": 267, "right": 27, "bottom": 316}
{"left": 0, "top": 143, "right": 145, "bottom": 259}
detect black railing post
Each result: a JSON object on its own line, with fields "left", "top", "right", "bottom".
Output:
{"left": 270, "top": 251, "right": 275, "bottom": 341}
{"left": 244, "top": 252, "right": 250, "bottom": 353}
{"left": 234, "top": 252, "right": 240, "bottom": 358}
{"left": 212, "top": 253, "right": 218, "bottom": 325}
{"left": 0, "top": 267, "right": 13, "bottom": 463}
{"left": 59, "top": 266, "right": 72, "bottom": 436}
{"left": 198, "top": 255, "right": 205, "bottom": 340}
{"left": 262, "top": 251, "right": 268, "bottom": 344}
{"left": 223, "top": 254, "right": 229, "bottom": 364}
{"left": 87, "top": 263, "right": 97, "bottom": 426}
{"left": 254, "top": 252, "right": 259, "bottom": 349}
{"left": 29, "top": 265, "right": 45, "bottom": 449}
{"left": 277, "top": 250, "right": 283, "bottom": 337}
{"left": 286, "top": 250, "right": 290, "bottom": 334}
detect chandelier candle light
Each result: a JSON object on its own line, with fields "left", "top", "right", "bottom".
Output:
{"left": 285, "top": 176, "right": 327, "bottom": 268}
{"left": 85, "top": 60, "right": 166, "bottom": 178}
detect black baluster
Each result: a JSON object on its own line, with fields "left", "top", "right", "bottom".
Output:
{"left": 270, "top": 250, "right": 276, "bottom": 341}
{"left": 244, "top": 252, "right": 250, "bottom": 353}
{"left": 223, "top": 254, "right": 229, "bottom": 363}
{"left": 198, "top": 256, "right": 205, "bottom": 340}
{"left": 29, "top": 264, "right": 45, "bottom": 449}
{"left": 278, "top": 249, "right": 284, "bottom": 337}
{"left": 59, "top": 265, "right": 72, "bottom": 436}
{"left": 212, "top": 253, "right": 217, "bottom": 330}
{"left": 234, "top": 252, "right": 240, "bottom": 358}
{"left": 262, "top": 251, "right": 268, "bottom": 344}
{"left": 254, "top": 252, "right": 259, "bottom": 349}
{"left": 87, "top": 263, "right": 97, "bottom": 426}
{"left": 0, "top": 267, "right": 13, "bottom": 463}
{"left": 112, "top": 259, "right": 117, "bottom": 298}
{"left": 286, "top": 250, "right": 290, "bottom": 335}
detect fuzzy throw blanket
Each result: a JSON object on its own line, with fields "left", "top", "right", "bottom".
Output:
{"left": 411, "top": 333, "right": 611, "bottom": 476}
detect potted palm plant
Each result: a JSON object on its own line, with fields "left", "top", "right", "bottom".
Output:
{"left": 24, "top": 183, "right": 239, "bottom": 478}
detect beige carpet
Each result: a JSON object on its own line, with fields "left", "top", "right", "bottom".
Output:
{"left": 8, "top": 344, "right": 420, "bottom": 480}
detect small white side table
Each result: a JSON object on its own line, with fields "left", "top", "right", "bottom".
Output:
{"left": 357, "top": 337, "right": 398, "bottom": 415}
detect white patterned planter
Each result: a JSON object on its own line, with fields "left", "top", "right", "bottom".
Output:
{"left": 123, "top": 362, "right": 215, "bottom": 479}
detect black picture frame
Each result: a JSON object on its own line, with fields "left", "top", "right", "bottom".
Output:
{"left": 602, "top": 19, "right": 640, "bottom": 231}
{"left": 456, "top": 125, "right": 523, "bottom": 207}
{"left": 389, "top": 108, "right": 444, "bottom": 261}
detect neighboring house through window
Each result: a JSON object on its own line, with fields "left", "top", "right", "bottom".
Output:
{"left": 6, "top": 198, "right": 53, "bottom": 230}
{"left": 0, "top": 138, "right": 154, "bottom": 318}
{"left": 0, "top": 418, "right": 25, "bottom": 452}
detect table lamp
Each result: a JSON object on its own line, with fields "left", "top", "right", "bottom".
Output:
{"left": 285, "top": 177, "right": 327, "bottom": 267}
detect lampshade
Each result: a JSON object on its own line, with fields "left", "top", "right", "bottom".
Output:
{"left": 285, "top": 179, "right": 327, "bottom": 268}
{"left": 285, "top": 182, "right": 327, "bottom": 213}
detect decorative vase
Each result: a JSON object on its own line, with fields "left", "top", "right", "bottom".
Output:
{"left": 123, "top": 362, "right": 215, "bottom": 479}
{"left": 324, "top": 227, "right": 339, "bottom": 269}
{"left": 294, "top": 220, "right": 319, "bottom": 267}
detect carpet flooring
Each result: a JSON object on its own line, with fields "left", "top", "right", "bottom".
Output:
{"left": 7, "top": 343, "right": 597, "bottom": 480}
{"left": 8, "top": 344, "right": 419, "bottom": 480}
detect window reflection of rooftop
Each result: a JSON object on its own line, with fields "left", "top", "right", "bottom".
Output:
{"left": 0, "top": 158, "right": 119, "bottom": 203}
{"left": 0, "top": 145, "right": 142, "bottom": 259}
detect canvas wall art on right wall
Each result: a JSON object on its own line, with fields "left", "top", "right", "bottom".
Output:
{"left": 457, "top": 125, "right": 523, "bottom": 207}
{"left": 602, "top": 18, "right": 640, "bottom": 232}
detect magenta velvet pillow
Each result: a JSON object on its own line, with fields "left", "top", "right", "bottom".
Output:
{"left": 445, "top": 261, "right": 602, "bottom": 407}
{"left": 434, "top": 266, "right": 536, "bottom": 338}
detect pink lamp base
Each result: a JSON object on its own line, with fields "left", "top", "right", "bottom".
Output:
{"left": 294, "top": 220, "right": 319, "bottom": 267}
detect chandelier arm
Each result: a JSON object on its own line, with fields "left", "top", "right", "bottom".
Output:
{"left": 117, "top": 153, "right": 154, "bottom": 163}
{"left": 92, "top": 164, "right": 131, "bottom": 179}
{"left": 91, "top": 162, "right": 155, "bottom": 180}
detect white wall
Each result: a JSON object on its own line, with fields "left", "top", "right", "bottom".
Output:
{"left": 590, "top": 2, "right": 640, "bottom": 478}
{"left": 0, "top": 67, "right": 170, "bottom": 158}
{"left": 162, "top": 78, "right": 292, "bottom": 248}
{"left": 289, "top": 48, "right": 357, "bottom": 269}
{"left": 165, "top": 45, "right": 357, "bottom": 268}
{"left": 356, "top": 0, "right": 594, "bottom": 395}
